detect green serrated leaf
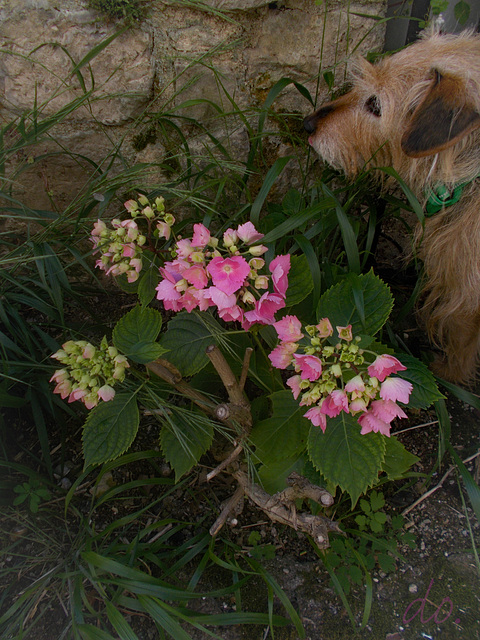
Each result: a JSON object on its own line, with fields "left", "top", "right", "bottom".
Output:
{"left": 257, "top": 455, "right": 304, "bottom": 494}
{"left": 360, "top": 498, "right": 371, "bottom": 514}
{"left": 113, "top": 305, "right": 162, "bottom": 362}
{"left": 285, "top": 254, "right": 314, "bottom": 306}
{"left": 307, "top": 413, "right": 386, "bottom": 507}
{"left": 373, "top": 511, "right": 387, "bottom": 524}
{"left": 381, "top": 435, "right": 419, "bottom": 479}
{"left": 159, "top": 311, "right": 221, "bottom": 377}
{"left": 249, "top": 391, "right": 311, "bottom": 466}
{"left": 394, "top": 354, "right": 444, "bottom": 409}
{"left": 124, "top": 341, "right": 167, "bottom": 364}
{"left": 138, "top": 268, "right": 161, "bottom": 306}
{"left": 348, "top": 565, "right": 363, "bottom": 585}
{"left": 369, "top": 490, "right": 385, "bottom": 511}
{"left": 82, "top": 394, "right": 139, "bottom": 468}
{"left": 160, "top": 411, "right": 214, "bottom": 481}
{"left": 377, "top": 553, "right": 395, "bottom": 572}
{"left": 318, "top": 269, "right": 393, "bottom": 336}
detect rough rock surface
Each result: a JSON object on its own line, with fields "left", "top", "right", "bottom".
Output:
{"left": 0, "top": 0, "right": 386, "bottom": 208}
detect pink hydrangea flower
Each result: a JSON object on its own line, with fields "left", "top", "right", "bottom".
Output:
{"left": 191, "top": 223, "right": 211, "bottom": 248}
{"left": 156, "top": 221, "right": 171, "bottom": 240}
{"left": 207, "top": 256, "right": 250, "bottom": 295}
{"left": 223, "top": 228, "right": 238, "bottom": 247}
{"left": 52, "top": 378, "right": 72, "bottom": 400}
{"left": 68, "top": 388, "right": 88, "bottom": 404}
{"left": 294, "top": 354, "right": 323, "bottom": 381}
{"left": 98, "top": 385, "right": 116, "bottom": 402}
{"left": 345, "top": 374, "right": 365, "bottom": 396}
{"left": 273, "top": 315, "right": 304, "bottom": 343}
{"left": 218, "top": 305, "right": 244, "bottom": 323}
{"left": 337, "top": 325, "right": 353, "bottom": 341}
{"left": 269, "top": 254, "right": 291, "bottom": 296}
{"left": 304, "top": 407, "right": 327, "bottom": 432}
{"left": 183, "top": 264, "right": 208, "bottom": 289}
{"left": 350, "top": 398, "right": 368, "bottom": 414}
{"left": 155, "top": 278, "right": 182, "bottom": 304}
{"left": 370, "top": 399, "right": 408, "bottom": 422}
{"left": 368, "top": 354, "right": 407, "bottom": 382}
{"left": 243, "top": 292, "right": 286, "bottom": 328}
{"left": 286, "top": 374, "right": 302, "bottom": 399}
{"left": 321, "top": 390, "right": 349, "bottom": 417}
{"left": 203, "top": 286, "right": 238, "bottom": 310}
{"left": 268, "top": 342, "right": 298, "bottom": 369}
{"left": 176, "top": 238, "right": 194, "bottom": 259}
{"left": 358, "top": 411, "right": 391, "bottom": 436}
{"left": 379, "top": 377, "right": 413, "bottom": 404}
{"left": 236, "top": 221, "right": 264, "bottom": 244}
{"left": 316, "top": 318, "right": 333, "bottom": 338}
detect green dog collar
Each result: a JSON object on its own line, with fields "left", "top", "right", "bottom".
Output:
{"left": 425, "top": 181, "right": 470, "bottom": 216}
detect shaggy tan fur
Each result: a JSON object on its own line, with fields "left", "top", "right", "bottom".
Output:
{"left": 304, "top": 29, "right": 480, "bottom": 383}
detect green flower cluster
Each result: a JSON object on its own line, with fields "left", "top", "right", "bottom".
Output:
{"left": 90, "top": 195, "right": 175, "bottom": 283}
{"left": 50, "top": 338, "right": 129, "bottom": 409}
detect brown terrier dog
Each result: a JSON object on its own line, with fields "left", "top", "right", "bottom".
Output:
{"left": 304, "top": 29, "right": 480, "bottom": 384}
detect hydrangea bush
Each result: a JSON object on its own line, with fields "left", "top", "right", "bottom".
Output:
{"left": 51, "top": 194, "right": 443, "bottom": 506}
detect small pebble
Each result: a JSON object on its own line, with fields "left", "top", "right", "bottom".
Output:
{"left": 408, "top": 584, "right": 418, "bottom": 594}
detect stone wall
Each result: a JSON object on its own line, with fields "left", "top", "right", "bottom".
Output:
{"left": 0, "top": 0, "right": 387, "bottom": 211}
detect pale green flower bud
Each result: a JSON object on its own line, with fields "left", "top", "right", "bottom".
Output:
{"left": 242, "top": 290, "right": 256, "bottom": 305}
{"left": 190, "top": 251, "right": 205, "bottom": 264}
{"left": 137, "top": 234, "right": 147, "bottom": 246}
{"left": 108, "top": 346, "right": 118, "bottom": 359}
{"left": 155, "top": 196, "right": 165, "bottom": 211}
{"left": 142, "top": 206, "right": 155, "bottom": 219}
{"left": 254, "top": 275, "right": 269, "bottom": 290}
{"left": 330, "top": 363, "right": 342, "bottom": 378}
{"left": 249, "top": 245, "right": 268, "bottom": 257}
{"left": 249, "top": 257, "right": 265, "bottom": 270}
{"left": 138, "top": 194, "right": 149, "bottom": 206}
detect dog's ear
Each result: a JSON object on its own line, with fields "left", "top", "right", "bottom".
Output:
{"left": 401, "top": 70, "right": 480, "bottom": 158}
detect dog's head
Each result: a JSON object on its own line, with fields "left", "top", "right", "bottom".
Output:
{"left": 304, "top": 34, "right": 480, "bottom": 184}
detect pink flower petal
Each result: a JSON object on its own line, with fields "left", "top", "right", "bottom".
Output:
{"left": 268, "top": 342, "right": 298, "bottom": 369}
{"left": 321, "top": 390, "right": 349, "bottom": 417}
{"left": 98, "top": 385, "right": 115, "bottom": 402}
{"left": 370, "top": 399, "right": 408, "bottom": 422}
{"left": 316, "top": 318, "right": 333, "bottom": 338}
{"left": 273, "top": 315, "right": 304, "bottom": 342}
{"left": 294, "top": 354, "right": 323, "bottom": 381}
{"left": 379, "top": 377, "right": 413, "bottom": 404}
{"left": 269, "top": 254, "right": 291, "bottom": 297}
{"left": 286, "top": 374, "right": 302, "bottom": 399}
{"left": 304, "top": 407, "right": 327, "bottom": 432}
{"left": 358, "top": 411, "right": 391, "bottom": 436}
{"left": 203, "top": 286, "right": 237, "bottom": 310}
{"left": 368, "top": 354, "right": 407, "bottom": 383}
{"left": 183, "top": 265, "right": 208, "bottom": 289}
{"left": 156, "top": 279, "right": 182, "bottom": 302}
{"left": 191, "top": 223, "right": 211, "bottom": 248}
{"left": 345, "top": 374, "right": 365, "bottom": 395}
{"left": 207, "top": 256, "right": 250, "bottom": 295}
{"left": 236, "top": 221, "right": 264, "bottom": 244}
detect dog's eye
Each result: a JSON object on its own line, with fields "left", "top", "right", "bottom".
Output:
{"left": 365, "top": 95, "right": 381, "bottom": 117}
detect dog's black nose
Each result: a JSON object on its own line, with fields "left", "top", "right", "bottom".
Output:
{"left": 303, "top": 115, "right": 316, "bottom": 134}
{"left": 303, "top": 105, "right": 335, "bottom": 134}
